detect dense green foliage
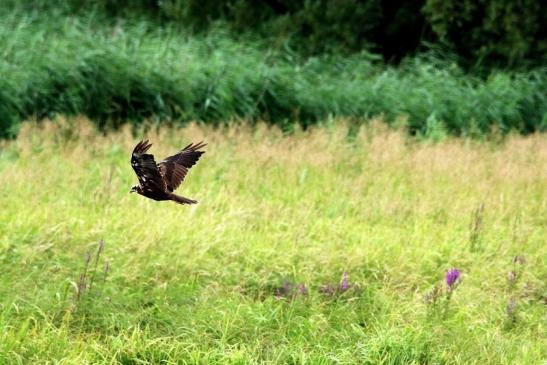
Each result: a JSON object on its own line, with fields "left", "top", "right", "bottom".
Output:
{"left": 423, "top": 0, "right": 547, "bottom": 69}
{"left": 6, "top": 0, "right": 546, "bottom": 67}
{"left": 1, "top": 10, "right": 546, "bottom": 138}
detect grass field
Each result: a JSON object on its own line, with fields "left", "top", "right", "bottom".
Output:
{"left": 0, "top": 118, "right": 545, "bottom": 364}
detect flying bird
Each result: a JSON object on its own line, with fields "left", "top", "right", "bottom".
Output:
{"left": 130, "top": 140, "right": 206, "bottom": 205}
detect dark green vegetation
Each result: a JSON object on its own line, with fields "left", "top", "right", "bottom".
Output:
{"left": 8, "top": 0, "right": 547, "bottom": 67}
{"left": 1, "top": 1, "right": 546, "bottom": 138}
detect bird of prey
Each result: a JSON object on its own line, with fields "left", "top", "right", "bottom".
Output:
{"left": 130, "top": 140, "right": 206, "bottom": 205}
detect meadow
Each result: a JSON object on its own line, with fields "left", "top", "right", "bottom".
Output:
{"left": 0, "top": 118, "right": 545, "bottom": 364}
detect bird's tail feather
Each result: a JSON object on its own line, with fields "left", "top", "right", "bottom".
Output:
{"left": 169, "top": 193, "right": 198, "bottom": 205}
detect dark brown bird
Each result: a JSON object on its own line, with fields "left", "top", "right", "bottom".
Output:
{"left": 130, "top": 140, "right": 206, "bottom": 205}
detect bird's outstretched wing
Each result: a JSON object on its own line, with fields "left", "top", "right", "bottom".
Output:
{"left": 131, "top": 140, "right": 166, "bottom": 191}
{"left": 157, "top": 141, "right": 206, "bottom": 192}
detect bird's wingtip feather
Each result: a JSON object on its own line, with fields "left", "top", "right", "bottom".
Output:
{"left": 132, "top": 139, "right": 153, "bottom": 156}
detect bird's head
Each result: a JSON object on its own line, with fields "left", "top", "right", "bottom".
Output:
{"left": 130, "top": 185, "right": 138, "bottom": 193}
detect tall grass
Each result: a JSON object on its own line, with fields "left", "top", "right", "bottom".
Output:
{"left": 1, "top": 10, "right": 546, "bottom": 138}
{"left": 0, "top": 118, "right": 545, "bottom": 363}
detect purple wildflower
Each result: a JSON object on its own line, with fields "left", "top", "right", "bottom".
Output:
{"left": 283, "top": 281, "right": 291, "bottom": 292}
{"left": 339, "top": 272, "right": 349, "bottom": 292}
{"left": 445, "top": 269, "right": 460, "bottom": 288}
{"left": 275, "top": 280, "right": 293, "bottom": 298}
{"left": 274, "top": 280, "right": 309, "bottom": 299}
